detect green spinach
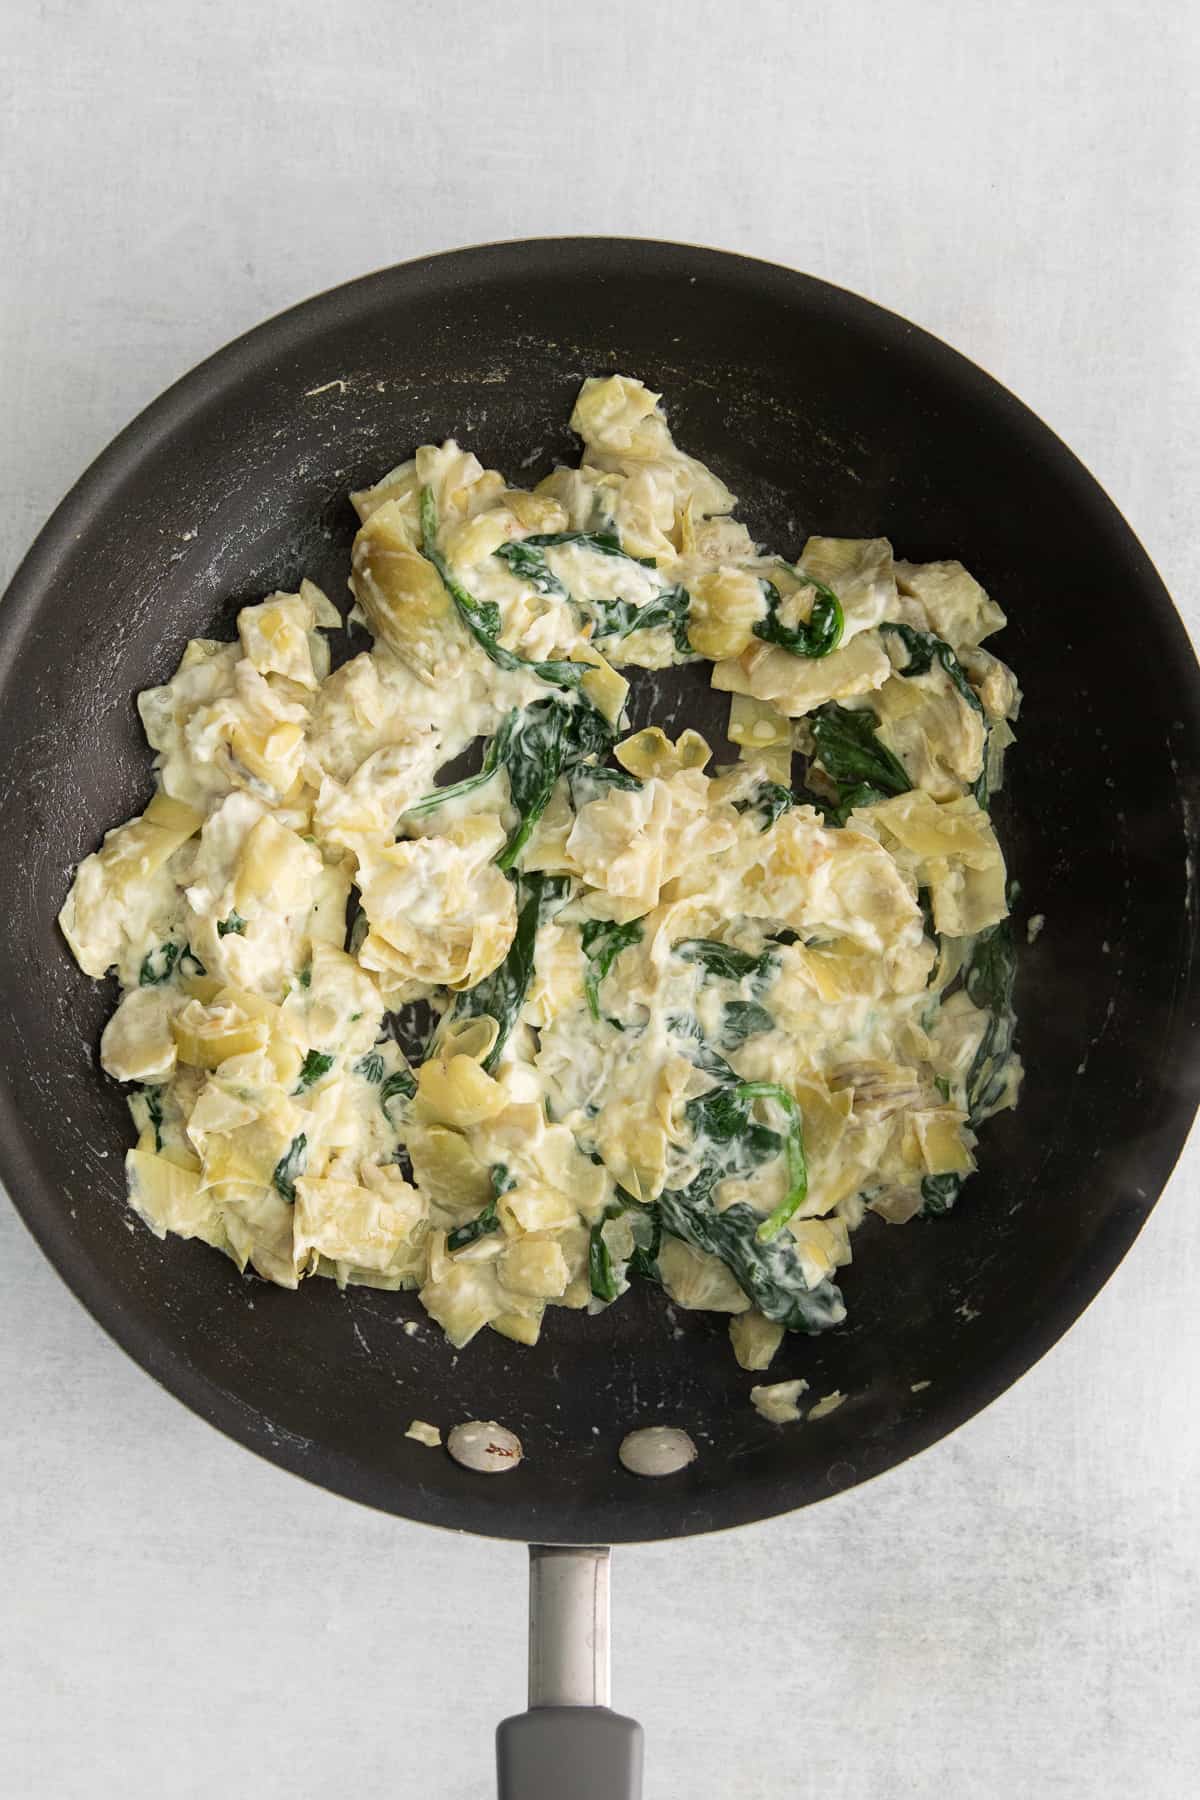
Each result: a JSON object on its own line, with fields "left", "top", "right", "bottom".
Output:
{"left": 881, "top": 622, "right": 990, "bottom": 807}
{"left": 653, "top": 1026, "right": 822, "bottom": 1316}
{"left": 445, "top": 1204, "right": 498, "bottom": 1253}
{"left": 753, "top": 575, "right": 844, "bottom": 659}
{"left": 272, "top": 1132, "right": 307, "bottom": 1203}
{"left": 294, "top": 1050, "right": 335, "bottom": 1092}
{"left": 962, "top": 916, "right": 1017, "bottom": 1123}
{"left": 493, "top": 532, "right": 688, "bottom": 647}
{"left": 402, "top": 729, "right": 510, "bottom": 819}
{"left": 421, "top": 488, "right": 592, "bottom": 694}
{"left": 567, "top": 762, "right": 642, "bottom": 810}
{"left": 217, "top": 912, "right": 246, "bottom": 938}
{"left": 809, "top": 701, "right": 912, "bottom": 795}
{"left": 138, "top": 942, "right": 180, "bottom": 986}
{"left": 657, "top": 1181, "right": 841, "bottom": 1333}
{"left": 447, "top": 1164, "right": 516, "bottom": 1253}
{"left": 445, "top": 873, "right": 570, "bottom": 1071}
{"left": 882, "top": 622, "right": 982, "bottom": 713}
{"left": 626, "top": 1204, "right": 663, "bottom": 1282}
{"left": 673, "top": 938, "right": 778, "bottom": 985}
{"left": 496, "top": 697, "right": 614, "bottom": 870}
{"left": 353, "top": 1050, "right": 385, "bottom": 1083}
{"left": 588, "top": 1202, "right": 623, "bottom": 1302}
{"left": 807, "top": 701, "right": 912, "bottom": 824}
{"left": 518, "top": 529, "right": 656, "bottom": 566}
{"left": 680, "top": 1078, "right": 807, "bottom": 1239}
{"left": 921, "top": 916, "right": 1017, "bottom": 1216}
{"left": 920, "top": 1173, "right": 962, "bottom": 1215}
{"left": 405, "top": 694, "right": 615, "bottom": 868}
{"left": 580, "top": 918, "right": 644, "bottom": 1021}
{"left": 585, "top": 584, "right": 692, "bottom": 655}
{"left": 720, "top": 1000, "right": 775, "bottom": 1050}
{"left": 733, "top": 780, "right": 794, "bottom": 832}
{"left": 589, "top": 1191, "right": 662, "bottom": 1300}
{"left": 140, "top": 1084, "right": 164, "bottom": 1153}
{"left": 493, "top": 540, "right": 568, "bottom": 598}
{"left": 739, "top": 1083, "right": 808, "bottom": 1239}
{"left": 380, "top": 1068, "right": 417, "bottom": 1117}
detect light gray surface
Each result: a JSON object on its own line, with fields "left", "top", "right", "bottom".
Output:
{"left": 3, "top": 3, "right": 1199, "bottom": 1796}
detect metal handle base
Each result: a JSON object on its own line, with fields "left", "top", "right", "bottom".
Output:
{"left": 495, "top": 1545, "right": 644, "bottom": 1800}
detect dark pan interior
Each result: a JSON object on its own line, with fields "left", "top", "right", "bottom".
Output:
{"left": 2, "top": 240, "right": 1199, "bottom": 1544}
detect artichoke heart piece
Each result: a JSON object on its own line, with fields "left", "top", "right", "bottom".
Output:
{"left": 172, "top": 999, "right": 269, "bottom": 1069}
{"left": 233, "top": 815, "right": 321, "bottom": 915}
{"left": 713, "top": 630, "right": 891, "bottom": 719}
{"left": 126, "top": 1148, "right": 230, "bottom": 1250}
{"left": 350, "top": 498, "right": 465, "bottom": 682}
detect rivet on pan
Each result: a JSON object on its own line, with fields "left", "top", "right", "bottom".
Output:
{"left": 618, "top": 1426, "right": 697, "bottom": 1477}
{"left": 447, "top": 1420, "right": 523, "bottom": 1474}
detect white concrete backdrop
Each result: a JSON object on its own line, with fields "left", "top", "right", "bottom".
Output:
{"left": 2, "top": 2, "right": 1199, "bottom": 1795}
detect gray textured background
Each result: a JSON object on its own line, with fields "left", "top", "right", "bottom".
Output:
{"left": 2, "top": 3, "right": 1199, "bottom": 1796}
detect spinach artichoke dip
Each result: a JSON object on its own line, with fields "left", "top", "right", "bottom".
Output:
{"left": 60, "top": 375, "right": 1021, "bottom": 1374}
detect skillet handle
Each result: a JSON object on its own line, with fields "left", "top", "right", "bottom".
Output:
{"left": 495, "top": 1545, "right": 643, "bottom": 1800}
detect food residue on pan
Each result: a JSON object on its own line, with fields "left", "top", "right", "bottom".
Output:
{"left": 750, "top": 1379, "right": 809, "bottom": 1423}
{"left": 807, "top": 1389, "right": 846, "bottom": 1420}
{"left": 405, "top": 1419, "right": 442, "bottom": 1447}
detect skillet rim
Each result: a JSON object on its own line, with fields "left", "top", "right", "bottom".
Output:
{"left": 2, "top": 236, "right": 1199, "bottom": 1543}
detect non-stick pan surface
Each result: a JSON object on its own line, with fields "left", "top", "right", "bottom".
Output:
{"left": 2, "top": 240, "right": 1198, "bottom": 1544}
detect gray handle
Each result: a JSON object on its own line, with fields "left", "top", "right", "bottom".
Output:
{"left": 495, "top": 1546, "right": 644, "bottom": 1800}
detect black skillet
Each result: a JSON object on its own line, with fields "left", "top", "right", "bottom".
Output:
{"left": 2, "top": 240, "right": 1199, "bottom": 1797}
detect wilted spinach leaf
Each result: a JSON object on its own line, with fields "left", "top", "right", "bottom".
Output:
{"left": 446, "top": 873, "right": 570, "bottom": 1071}
{"left": 380, "top": 1068, "right": 417, "bottom": 1118}
{"left": 420, "top": 487, "right": 592, "bottom": 694}
{"left": 733, "top": 780, "right": 794, "bottom": 832}
{"left": 673, "top": 938, "right": 778, "bottom": 985}
{"left": 657, "top": 1185, "right": 841, "bottom": 1334}
{"left": 140, "top": 1084, "right": 164, "bottom": 1153}
{"left": 881, "top": 621, "right": 991, "bottom": 807}
{"left": 720, "top": 1000, "right": 775, "bottom": 1049}
{"left": 294, "top": 1050, "right": 335, "bottom": 1092}
{"left": 519, "top": 529, "right": 656, "bottom": 566}
{"left": 586, "top": 583, "right": 692, "bottom": 655}
{"left": 921, "top": 915, "right": 1017, "bottom": 1216}
{"left": 493, "top": 540, "right": 568, "bottom": 597}
{"left": 446, "top": 1165, "right": 516, "bottom": 1253}
{"left": 589, "top": 1191, "right": 662, "bottom": 1300}
{"left": 406, "top": 694, "right": 616, "bottom": 870}
{"left": 567, "top": 762, "right": 642, "bottom": 809}
{"left": 882, "top": 622, "right": 982, "bottom": 713}
{"left": 138, "top": 942, "right": 180, "bottom": 986}
{"left": 753, "top": 575, "right": 844, "bottom": 659}
{"left": 807, "top": 701, "right": 912, "bottom": 824}
{"left": 580, "top": 918, "right": 644, "bottom": 1021}
{"left": 272, "top": 1133, "right": 308, "bottom": 1203}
